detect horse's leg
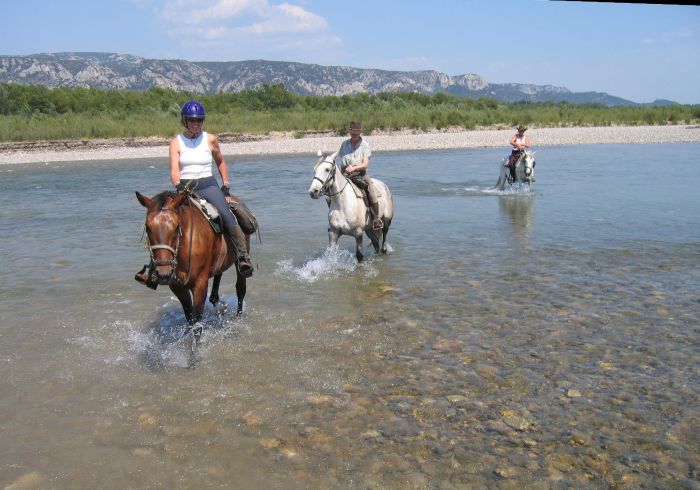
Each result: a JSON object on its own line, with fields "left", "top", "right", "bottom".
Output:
{"left": 355, "top": 235, "right": 364, "bottom": 262}
{"left": 210, "top": 273, "right": 231, "bottom": 317}
{"left": 235, "top": 271, "right": 247, "bottom": 316}
{"left": 328, "top": 228, "right": 340, "bottom": 248}
{"left": 209, "top": 274, "right": 222, "bottom": 308}
{"left": 171, "top": 285, "right": 195, "bottom": 324}
{"left": 367, "top": 229, "right": 380, "bottom": 253}
{"left": 381, "top": 223, "right": 389, "bottom": 254}
{"left": 190, "top": 278, "right": 210, "bottom": 343}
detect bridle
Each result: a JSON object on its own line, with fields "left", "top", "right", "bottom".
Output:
{"left": 142, "top": 206, "right": 182, "bottom": 282}
{"left": 313, "top": 157, "right": 350, "bottom": 197}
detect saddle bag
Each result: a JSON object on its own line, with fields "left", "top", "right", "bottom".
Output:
{"left": 229, "top": 195, "right": 259, "bottom": 236}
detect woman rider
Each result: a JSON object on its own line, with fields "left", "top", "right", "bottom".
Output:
{"left": 507, "top": 125, "right": 531, "bottom": 182}
{"left": 170, "top": 100, "right": 253, "bottom": 278}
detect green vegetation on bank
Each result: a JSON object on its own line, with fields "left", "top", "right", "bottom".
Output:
{"left": 1, "top": 83, "right": 698, "bottom": 142}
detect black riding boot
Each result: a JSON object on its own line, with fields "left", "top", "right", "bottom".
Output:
{"left": 226, "top": 225, "right": 254, "bottom": 278}
{"left": 370, "top": 201, "right": 383, "bottom": 230}
{"left": 134, "top": 263, "right": 158, "bottom": 289}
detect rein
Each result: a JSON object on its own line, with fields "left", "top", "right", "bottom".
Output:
{"left": 315, "top": 158, "right": 351, "bottom": 197}
{"left": 142, "top": 200, "right": 194, "bottom": 285}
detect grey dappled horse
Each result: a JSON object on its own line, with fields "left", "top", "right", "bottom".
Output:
{"left": 308, "top": 152, "right": 394, "bottom": 262}
{"left": 495, "top": 150, "right": 536, "bottom": 190}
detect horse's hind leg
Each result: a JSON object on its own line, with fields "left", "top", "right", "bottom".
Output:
{"left": 211, "top": 273, "right": 231, "bottom": 317}
{"left": 367, "top": 230, "right": 380, "bottom": 253}
{"left": 209, "top": 274, "right": 222, "bottom": 308}
{"left": 235, "top": 272, "right": 247, "bottom": 316}
{"left": 381, "top": 225, "right": 390, "bottom": 254}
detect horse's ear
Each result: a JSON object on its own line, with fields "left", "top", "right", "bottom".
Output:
{"left": 135, "top": 191, "right": 153, "bottom": 208}
{"left": 316, "top": 150, "right": 322, "bottom": 157}
{"left": 171, "top": 191, "right": 189, "bottom": 209}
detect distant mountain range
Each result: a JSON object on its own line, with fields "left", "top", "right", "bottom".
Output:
{"left": 0, "top": 52, "right": 678, "bottom": 107}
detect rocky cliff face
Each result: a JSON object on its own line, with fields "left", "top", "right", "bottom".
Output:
{"left": 0, "top": 52, "right": 640, "bottom": 105}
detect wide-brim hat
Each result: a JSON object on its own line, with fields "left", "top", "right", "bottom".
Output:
{"left": 348, "top": 122, "right": 363, "bottom": 134}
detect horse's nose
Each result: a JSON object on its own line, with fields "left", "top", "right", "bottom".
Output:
{"left": 155, "top": 267, "right": 173, "bottom": 284}
{"left": 309, "top": 188, "right": 319, "bottom": 199}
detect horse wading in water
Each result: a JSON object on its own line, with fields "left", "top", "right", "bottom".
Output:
{"left": 135, "top": 190, "right": 250, "bottom": 335}
{"left": 308, "top": 151, "right": 394, "bottom": 262}
{"left": 495, "top": 150, "right": 536, "bottom": 190}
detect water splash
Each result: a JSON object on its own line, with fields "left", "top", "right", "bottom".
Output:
{"left": 69, "top": 297, "right": 246, "bottom": 371}
{"left": 275, "top": 246, "right": 381, "bottom": 283}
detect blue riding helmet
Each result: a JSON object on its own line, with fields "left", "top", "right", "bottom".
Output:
{"left": 180, "top": 100, "right": 206, "bottom": 119}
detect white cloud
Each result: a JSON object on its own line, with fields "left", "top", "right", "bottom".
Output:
{"left": 158, "top": 0, "right": 336, "bottom": 60}
{"left": 161, "top": 0, "right": 326, "bottom": 35}
{"left": 241, "top": 3, "right": 328, "bottom": 34}
{"left": 642, "top": 26, "right": 695, "bottom": 45}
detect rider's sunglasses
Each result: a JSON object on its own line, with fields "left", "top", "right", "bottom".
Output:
{"left": 186, "top": 117, "right": 204, "bottom": 123}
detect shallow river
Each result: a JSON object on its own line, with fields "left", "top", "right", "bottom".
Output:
{"left": 0, "top": 143, "right": 698, "bottom": 489}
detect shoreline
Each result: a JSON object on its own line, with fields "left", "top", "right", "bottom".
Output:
{"left": 1, "top": 125, "right": 699, "bottom": 165}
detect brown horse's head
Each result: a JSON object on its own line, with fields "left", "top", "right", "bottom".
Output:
{"left": 136, "top": 191, "right": 189, "bottom": 285}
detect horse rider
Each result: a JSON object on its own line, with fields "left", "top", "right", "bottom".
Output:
{"left": 337, "top": 121, "right": 383, "bottom": 230}
{"left": 136, "top": 100, "right": 253, "bottom": 283}
{"left": 506, "top": 125, "right": 531, "bottom": 182}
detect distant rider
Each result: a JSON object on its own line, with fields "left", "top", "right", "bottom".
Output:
{"left": 506, "top": 125, "right": 531, "bottom": 182}
{"left": 169, "top": 100, "right": 253, "bottom": 277}
{"left": 337, "top": 121, "right": 383, "bottom": 230}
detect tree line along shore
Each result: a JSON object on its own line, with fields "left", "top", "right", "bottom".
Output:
{"left": 1, "top": 83, "right": 699, "bottom": 143}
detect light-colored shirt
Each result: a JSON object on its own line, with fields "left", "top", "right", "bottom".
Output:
{"left": 337, "top": 138, "right": 371, "bottom": 172}
{"left": 177, "top": 131, "right": 213, "bottom": 179}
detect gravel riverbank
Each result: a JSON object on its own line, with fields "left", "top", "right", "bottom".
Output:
{"left": 1, "top": 125, "right": 699, "bottom": 165}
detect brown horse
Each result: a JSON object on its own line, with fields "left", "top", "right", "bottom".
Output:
{"left": 135, "top": 190, "right": 250, "bottom": 332}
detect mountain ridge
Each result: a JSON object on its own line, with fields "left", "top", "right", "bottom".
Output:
{"left": 0, "top": 52, "right": 675, "bottom": 106}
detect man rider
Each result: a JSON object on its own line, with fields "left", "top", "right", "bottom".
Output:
{"left": 337, "top": 121, "right": 383, "bottom": 230}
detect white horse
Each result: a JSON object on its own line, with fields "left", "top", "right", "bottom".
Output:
{"left": 308, "top": 151, "right": 394, "bottom": 262}
{"left": 495, "top": 150, "right": 536, "bottom": 190}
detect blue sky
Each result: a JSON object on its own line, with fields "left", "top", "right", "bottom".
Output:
{"left": 6, "top": 0, "right": 699, "bottom": 104}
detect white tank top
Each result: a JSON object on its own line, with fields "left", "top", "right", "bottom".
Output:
{"left": 177, "top": 131, "right": 213, "bottom": 179}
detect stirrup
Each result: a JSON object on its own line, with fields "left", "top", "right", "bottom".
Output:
{"left": 372, "top": 218, "right": 384, "bottom": 230}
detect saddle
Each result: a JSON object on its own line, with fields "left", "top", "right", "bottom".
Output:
{"left": 347, "top": 174, "right": 382, "bottom": 209}
{"left": 189, "top": 193, "right": 260, "bottom": 238}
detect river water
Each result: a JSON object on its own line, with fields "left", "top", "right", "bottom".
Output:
{"left": 0, "top": 143, "right": 698, "bottom": 489}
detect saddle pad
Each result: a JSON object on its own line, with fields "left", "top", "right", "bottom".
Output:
{"left": 189, "top": 196, "right": 223, "bottom": 234}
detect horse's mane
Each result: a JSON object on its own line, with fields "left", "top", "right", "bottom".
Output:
{"left": 314, "top": 151, "right": 338, "bottom": 171}
{"left": 152, "top": 190, "right": 178, "bottom": 209}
